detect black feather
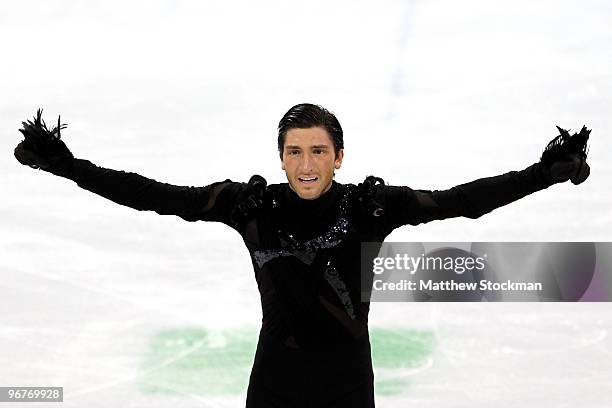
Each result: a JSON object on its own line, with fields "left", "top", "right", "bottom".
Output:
{"left": 540, "top": 125, "right": 590, "bottom": 166}
{"left": 17, "top": 108, "right": 74, "bottom": 173}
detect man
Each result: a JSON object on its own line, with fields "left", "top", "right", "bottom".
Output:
{"left": 14, "top": 103, "right": 590, "bottom": 407}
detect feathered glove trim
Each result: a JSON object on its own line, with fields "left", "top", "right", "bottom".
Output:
{"left": 15, "top": 109, "right": 74, "bottom": 177}
{"left": 540, "top": 125, "right": 590, "bottom": 185}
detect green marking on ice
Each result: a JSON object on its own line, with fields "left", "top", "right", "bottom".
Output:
{"left": 375, "top": 377, "right": 413, "bottom": 395}
{"left": 370, "top": 328, "right": 436, "bottom": 395}
{"left": 138, "top": 327, "right": 435, "bottom": 396}
{"left": 138, "top": 327, "right": 258, "bottom": 396}
{"left": 371, "top": 328, "right": 435, "bottom": 368}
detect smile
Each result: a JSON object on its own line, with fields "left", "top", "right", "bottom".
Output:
{"left": 298, "top": 176, "right": 318, "bottom": 184}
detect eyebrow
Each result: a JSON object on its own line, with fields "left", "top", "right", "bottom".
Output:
{"left": 285, "top": 145, "right": 330, "bottom": 149}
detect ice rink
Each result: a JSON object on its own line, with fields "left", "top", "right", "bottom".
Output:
{"left": 2, "top": 0, "right": 612, "bottom": 406}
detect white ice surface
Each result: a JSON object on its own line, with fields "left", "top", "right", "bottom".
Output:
{"left": 1, "top": 0, "right": 612, "bottom": 406}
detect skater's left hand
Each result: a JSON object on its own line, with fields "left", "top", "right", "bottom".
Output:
{"left": 547, "top": 153, "right": 590, "bottom": 185}
{"left": 540, "top": 125, "right": 591, "bottom": 185}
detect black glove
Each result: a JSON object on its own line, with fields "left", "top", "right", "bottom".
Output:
{"left": 540, "top": 125, "right": 590, "bottom": 185}
{"left": 14, "top": 109, "right": 75, "bottom": 178}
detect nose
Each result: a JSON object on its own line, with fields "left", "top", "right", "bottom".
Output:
{"left": 300, "top": 152, "right": 314, "bottom": 172}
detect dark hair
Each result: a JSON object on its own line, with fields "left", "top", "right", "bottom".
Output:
{"left": 277, "top": 103, "right": 344, "bottom": 159}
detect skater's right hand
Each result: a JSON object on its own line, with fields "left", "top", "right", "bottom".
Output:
{"left": 14, "top": 141, "right": 52, "bottom": 170}
{"left": 15, "top": 109, "right": 75, "bottom": 177}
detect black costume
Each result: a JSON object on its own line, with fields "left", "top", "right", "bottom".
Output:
{"left": 12, "top": 110, "right": 591, "bottom": 406}
{"left": 52, "top": 158, "right": 553, "bottom": 407}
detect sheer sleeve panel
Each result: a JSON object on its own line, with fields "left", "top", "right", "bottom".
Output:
{"left": 382, "top": 162, "right": 554, "bottom": 230}
{"left": 69, "top": 158, "right": 246, "bottom": 224}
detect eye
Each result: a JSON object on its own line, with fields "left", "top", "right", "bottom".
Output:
{"left": 313, "top": 149, "right": 324, "bottom": 155}
{"left": 288, "top": 150, "right": 300, "bottom": 156}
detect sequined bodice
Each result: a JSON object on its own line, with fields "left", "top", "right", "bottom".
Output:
{"left": 240, "top": 181, "right": 387, "bottom": 349}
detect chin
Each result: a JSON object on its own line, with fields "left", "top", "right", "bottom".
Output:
{"left": 287, "top": 179, "right": 330, "bottom": 200}
{"left": 296, "top": 189, "right": 321, "bottom": 200}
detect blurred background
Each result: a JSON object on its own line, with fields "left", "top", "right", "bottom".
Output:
{"left": 1, "top": 0, "right": 611, "bottom": 406}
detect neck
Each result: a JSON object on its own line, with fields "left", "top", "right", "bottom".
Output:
{"left": 288, "top": 180, "right": 335, "bottom": 200}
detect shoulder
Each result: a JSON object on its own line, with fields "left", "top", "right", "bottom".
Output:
{"left": 348, "top": 176, "right": 416, "bottom": 217}
{"left": 265, "top": 181, "right": 287, "bottom": 194}
{"left": 334, "top": 176, "right": 387, "bottom": 217}
{"left": 226, "top": 175, "right": 279, "bottom": 229}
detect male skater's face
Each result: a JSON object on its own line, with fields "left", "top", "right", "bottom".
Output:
{"left": 281, "top": 127, "right": 344, "bottom": 200}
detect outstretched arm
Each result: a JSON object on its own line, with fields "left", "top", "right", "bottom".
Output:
{"left": 381, "top": 126, "right": 591, "bottom": 229}
{"left": 14, "top": 109, "right": 243, "bottom": 223}
{"left": 65, "top": 159, "right": 238, "bottom": 223}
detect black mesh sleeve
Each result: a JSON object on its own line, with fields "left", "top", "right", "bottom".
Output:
{"left": 68, "top": 158, "right": 246, "bottom": 224}
{"left": 382, "top": 162, "right": 554, "bottom": 231}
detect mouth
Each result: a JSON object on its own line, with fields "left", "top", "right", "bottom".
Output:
{"left": 298, "top": 176, "right": 319, "bottom": 184}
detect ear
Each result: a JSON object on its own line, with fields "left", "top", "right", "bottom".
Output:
{"left": 334, "top": 149, "right": 344, "bottom": 169}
